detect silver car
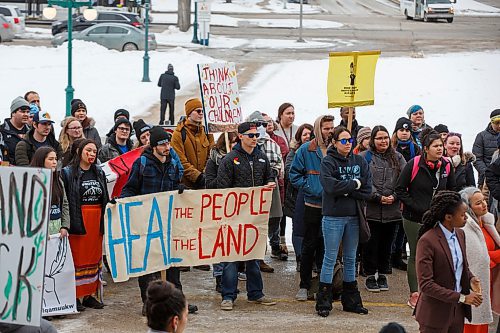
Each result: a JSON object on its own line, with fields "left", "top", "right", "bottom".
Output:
{"left": 0, "top": 14, "right": 15, "bottom": 43}
{"left": 0, "top": 5, "right": 25, "bottom": 35}
{"left": 52, "top": 22, "right": 156, "bottom": 51}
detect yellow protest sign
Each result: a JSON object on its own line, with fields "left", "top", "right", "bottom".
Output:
{"left": 327, "top": 51, "right": 381, "bottom": 108}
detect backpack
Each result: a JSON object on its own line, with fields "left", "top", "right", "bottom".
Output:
{"left": 410, "top": 155, "right": 450, "bottom": 183}
{"left": 180, "top": 126, "right": 209, "bottom": 144}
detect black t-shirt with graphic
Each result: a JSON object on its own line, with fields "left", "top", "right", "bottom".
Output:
{"left": 80, "top": 169, "right": 104, "bottom": 205}
{"left": 50, "top": 204, "right": 61, "bottom": 220}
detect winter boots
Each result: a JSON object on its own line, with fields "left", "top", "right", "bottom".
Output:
{"left": 315, "top": 282, "right": 333, "bottom": 317}
{"left": 341, "top": 281, "right": 368, "bottom": 315}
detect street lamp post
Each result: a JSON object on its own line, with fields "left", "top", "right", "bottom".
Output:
{"left": 191, "top": 1, "right": 199, "bottom": 44}
{"left": 43, "top": 0, "right": 96, "bottom": 117}
{"left": 297, "top": 0, "right": 304, "bottom": 42}
{"left": 142, "top": 0, "right": 150, "bottom": 82}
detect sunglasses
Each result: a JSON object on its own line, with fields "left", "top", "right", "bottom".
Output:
{"left": 242, "top": 133, "right": 261, "bottom": 139}
{"left": 254, "top": 121, "right": 270, "bottom": 127}
{"left": 194, "top": 109, "right": 203, "bottom": 114}
{"left": 337, "top": 138, "right": 354, "bottom": 145}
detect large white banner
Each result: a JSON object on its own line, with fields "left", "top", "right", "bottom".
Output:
{"left": 105, "top": 186, "right": 272, "bottom": 282}
{"left": 42, "top": 236, "right": 77, "bottom": 317}
{"left": 0, "top": 167, "right": 52, "bottom": 326}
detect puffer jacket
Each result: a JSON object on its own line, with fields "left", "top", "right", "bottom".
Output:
{"left": 98, "top": 133, "right": 134, "bottom": 163}
{"left": 448, "top": 153, "right": 476, "bottom": 190}
{"left": 81, "top": 117, "right": 102, "bottom": 149}
{"left": 61, "top": 164, "right": 109, "bottom": 235}
{"left": 205, "top": 147, "right": 225, "bottom": 189}
{"left": 171, "top": 119, "right": 215, "bottom": 189}
{"left": 473, "top": 123, "right": 499, "bottom": 185}
{"left": 217, "top": 143, "right": 273, "bottom": 188}
{"left": 15, "top": 128, "right": 63, "bottom": 166}
{"left": 0, "top": 118, "right": 30, "bottom": 165}
{"left": 121, "top": 147, "right": 183, "bottom": 197}
{"left": 360, "top": 148, "right": 406, "bottom": 223}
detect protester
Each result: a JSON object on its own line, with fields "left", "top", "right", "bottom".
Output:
{"left": 406, "top": 105, "right": 431, "bottom": 148}
{"left": 15, "top": 110, "right": 62, "bottom": 166}
{"left": 62, "top": 139, "right": 109, "bottom": 311}
{"left": 395, "top": 128, "right": 456, "bottom": 309}
{"left": 284, "top": 123, "right": 313, "bottom": 272}
{"left": 274, "top": 102, "right": 298, "bottom": 148}
{"left": 24, "top": 90, "right": 41, "bottom": 110}
{"left": 71, "top": 99, "right": 102, "bottom": 149}
{"left": 158, "top": 63, "right": 180, "bottom": 125}
{"left": 133, "top": 119, "right": 151, "bottom": 148}
{"left": 316, "top": 126, "right": 371, "bottom": 317}
{"left": 339, "top": 107, "right": 363, "bottom": 147}
{"left": 145, "top": 281, "right": 188, "bottom": 333}
{"left": 60, "top": 116, "right": 85, "bottom": 167}
{"left": 444, "top": 132, "right": 476, "bottom": 190}
{"left": 289, "top": 115, "right": 334, "bottom": 301}
{"left": 205, "top": 131, "right": 238, "bottom": 292}
{"left": 105, "top": 109, "right": 131, "bottom": 143}
{"left": 1, "top": 96, "right": 31, "bottom": 164}
{"left": 392, "top": 117, "right": 421, "bottom": 162}
{"left": 171, "top": 98, "right": 215, "bottom": 190}
{"left": 27, "top": 104, "right": 38, "bottom": 128}
{"left": 473, "top": 109, "right": 500, "bottom": 192}
{"left": 121, "top": 126, "right": 188, "bottom": 316}
{"left": 216, "top": 122, "right": 277, "bottom": 311}
{"left": 486, "top": 139, "right": 500, "bottom": 216}
{"left": 360, "top": 126, "right": 406, "bottom": 293}
{"left": 415, "top": 191, "right": 482, "bottom": 333}
{"left": 99, "top": 118, "right": 134, "bottom": 163}
{"left": 460, "top": 187, "right": 499, "bottom": 333}
{"left": 353, "top": 126, "right": 371, "bottom": 154}
{"left": 434, "top": 124, "right": 449, "bottom": 141}
{"left": 30, "top": 147, "right": 69, "bottom": 237}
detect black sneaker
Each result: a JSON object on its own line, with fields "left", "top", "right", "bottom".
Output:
{"left": 271, "top": 247, "right": 281, "bottom": 259}
{"left": 365, "top": 276, "right": 380, "bottom": 292}
{"left": 76, "top": 299, "right": 85, "bottom": 312}
{"left": 82, "top": 296, "right": 104, "bottom": 309}
{"left": 377, "top": 275, "right": 389, "bottom": 291}
{"left": 188, "top": 304, "right": 198, "bottom": 314}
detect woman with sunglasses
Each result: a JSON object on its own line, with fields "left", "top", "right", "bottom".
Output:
{"left": 395, "top": 128, "right": 457, "bottom": 309}
{"left": 60, "top": 117, "right": 85, "bottom": 167}
{"left": 315, "top": 126, "right": 372, "bottom": 317}
{"left": 445, "top": 132, "right": 476, "bottom": 190}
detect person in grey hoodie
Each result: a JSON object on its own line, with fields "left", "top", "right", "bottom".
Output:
{"left": 158, "top": 63, "right": 180, "bottom": 125}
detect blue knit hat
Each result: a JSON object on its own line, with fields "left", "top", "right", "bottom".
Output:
{"left": 407, "top": 105, "right": 423, "bottom": 117}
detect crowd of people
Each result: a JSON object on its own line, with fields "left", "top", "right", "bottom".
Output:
{"left": 1, "top": 90, "right": 500, "bottom": 333}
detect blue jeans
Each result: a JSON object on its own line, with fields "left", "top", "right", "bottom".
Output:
{"left": 320, "top": 216, "right": 359, "bottom": 284}
{"left": 221, "top": 260, "right": 264, "bottom": 302}
{"left": 213, "top": 263, "right": 223, "bottom": 277}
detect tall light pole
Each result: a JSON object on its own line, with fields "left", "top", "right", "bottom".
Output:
{"left": 191, "top": 0, "right": 199, "bottom": 44}
{"left": 43, "top": 1, "right": 96, "bottom": 117}
{"left": 297, "top": 0, "right": 304, "bottom": 42}
{"left": 142, "top": 0, "right": 150, "bottom": 82}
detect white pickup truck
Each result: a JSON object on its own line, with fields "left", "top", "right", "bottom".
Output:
{"left": 400, "top": 0, "right": 455, "bottom": 23}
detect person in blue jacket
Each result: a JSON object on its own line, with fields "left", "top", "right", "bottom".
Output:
{"left": 315, "top": 126, "right": 372, "bottom": 317}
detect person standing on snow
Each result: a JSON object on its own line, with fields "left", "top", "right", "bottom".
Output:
{"left": 406, "top": 105, "right": 432, "bottom": 149}
{"left": 158, "top": 63, "right": 180, "bottom": 125}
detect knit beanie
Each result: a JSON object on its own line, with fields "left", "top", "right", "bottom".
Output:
{"left": 433, "top": 124, "right": 449, "bottom": 134}
{"left": 149, "top": 126, "right": 171, "bottom": 147}
{"left": 168, "top": 63, "right": 174, "bottom": 71}
{"left": 184, "top": 98, "right": 203, "bottom": 116}
{"left": 10, "top": 96, "right": 30, "bottom": 114}
{"left": 394, "top": 117, "right": 412, "bottom": 133}
{"left": 490, "top": 109, "right": 500, "bottom": 122}
{"left": 114, "top": 109, "right": 130, "bottom": 121}
{"left": 133, "top": 119, "right": 151, "bottom": 141}
{"left": 71, "top": 100, "right": 87, "bottom": 116}
{"left": 113, "top": 118, "right": 131, "bottom": 132}
{"left": 356, "top": 127, "right": 371, "bottom": 144}
{"left": 406, "top": 105, "right": 423, "bottom": 117}
{"left": 245, "top": 111, "right": 265, "bottom": 123}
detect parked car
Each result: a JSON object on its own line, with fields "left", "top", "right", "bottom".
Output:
{"left": 52, "top": 22, "right": 156, "bottom": 51}
{"left": 0, "top": 14, "right": 15, "bottom": 42}
{"left": 51, "top": 10, "right": 144, "bottom": 36}
{"left": 288, "top": 0, "right": 309, "bottom": 3}
{"left": 0, "top": 5, "right": 25, "bottom": 34}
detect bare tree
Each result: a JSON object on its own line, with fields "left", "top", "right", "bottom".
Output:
{"left": 178, "top": 0, "right": 191, "bottom": 32}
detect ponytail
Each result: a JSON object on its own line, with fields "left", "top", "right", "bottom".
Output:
{"left": 418, "top": 191, "right": 463, "bottom": 239}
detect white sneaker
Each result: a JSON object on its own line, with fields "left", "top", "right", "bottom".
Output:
{"left": 238, "top": 272, "right": 247, "bottom": 281}
{"left": 221, "top": 299, "right": 233, "bottom": 311}
{"left": 296, "top": 288, "right": 308, "bottom": 301}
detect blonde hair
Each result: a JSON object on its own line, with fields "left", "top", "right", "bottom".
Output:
{"left": 59, "top": 117, "right": 85, "bottom": 152}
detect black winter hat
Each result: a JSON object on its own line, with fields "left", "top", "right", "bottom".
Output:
{"left": 114, "top": 109, "right": 130, "bottom": 121}
{"left": 238, "top": 122, "right": 257, "bottom": 134}
{"left": 490, "top": 109, "right": 500, "bottom": 119}
{"left": 133, "top": 119, "right": 151, "bottom": 141}
{"left": 149, "top": 126, "right": 171, "bottom": 147}
{"left": 71, "top": 100, "right": 86, "bottom": 116}
{"left": 433, "top": 124, "right": 449, "bottom": 134}
{"left": 113, "top": 118, "right": 132, "bottom": 132}
{"left": 394, "top": 117, "right": 412, "bottom": 134}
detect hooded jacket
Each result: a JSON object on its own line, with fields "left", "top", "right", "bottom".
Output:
{"left": 14, "top": 127, "right": 63, "bottom": 166}
{"left": 121, "top": 147, "right": 183, "bottom": 197}
{"left": 171, "top": 118, "right": 215, "bottom": 189}
{"left": 205, "top": 147, "right": 226, "bottom": 189}
{"left": 98, "top": 133, "right": 134, "bottom": 163}
{"left": 158, "top": 69, "right": 180, "bottom": 100}
{"left": 320, "top": 146, "right": 372, "bottom": 217}
{"left": 472, "top": 123, "right": 499, "bottom": 185}
{"left": 289, "top": 115, "right": 329, "bottom": 207}
{"left": 0, "top": 118, "right": 30, "bottom": 165}
{"left": 81, "top": 117, "right": 102, "bottom": 149}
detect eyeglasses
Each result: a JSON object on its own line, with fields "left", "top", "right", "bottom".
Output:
{"left": 68, "top": 126, "right": 83, "bottom": 131}
{"left": 242, "top": 133, "right": 261, "bottom": 139}
{"left": 337, "top": 138, "right": 354, "bottom": 145}
{"left": 255, "top": 121, "right": 270, "bottom": 127}
{"left": 117, "top": 127, "right": 131, "bottom": 132}
{"left": 374, "top": 136, "right": 390, "bottom": 141}
{"left": 194, "top": 109, "right": 203, "bottom": 114}
{"left": 447, "top": 132, "right": 462, "bottom": 138}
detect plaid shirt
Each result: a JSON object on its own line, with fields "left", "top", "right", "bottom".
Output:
{"left": 259, "top": 137, "right": 283, "bottom": 178}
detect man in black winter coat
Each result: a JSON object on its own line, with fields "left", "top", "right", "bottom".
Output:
{"left": 473, "top": 109, "right": 500, "bottom": 189}
{"left": 158, "top": 63, "right": 180, "bottom": 125}
{"left": 0, "top": 97, "right": 31, "bottom": 164}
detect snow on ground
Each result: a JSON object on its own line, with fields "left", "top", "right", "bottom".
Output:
{"left": 453, "top": 0, "right": 500, "bottom": 16}
{"left": 156, "top": 26, "right": 352, "bottom": 49}
{"left": 0, "top": 42, "right": 214, "bottom": 135}
{"left": 16, "top": 27, "right": 52, "bottom": 40}
{"left": 240, "top": 51, "right": 500, "bottom": 151}
{"left": 151, "top": 12, "right": 343, "bottom": 28}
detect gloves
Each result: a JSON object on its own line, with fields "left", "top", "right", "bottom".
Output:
{"left": 109, "top": 198, "right": 117, "bottom": 204}
{"left": 195, "top": 173, "right": 206, "bottom": 189}
{"left": 178, "top": 184, "right": 185, "bottom": 194}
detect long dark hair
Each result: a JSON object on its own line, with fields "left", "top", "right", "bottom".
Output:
{"left": 420, "top": 128, "right": 442, "bottom": 157}
{"left": 418, "top": 191, "right": 464, "bottom": 239}
{"left": 332, "top": 126, "right": 351, "bottom": 142}
{"left": 369, "top": 125, "right": 401, "bottom": 171}
{"left": 276, "top": 102, "right": 294, "bottom": 123}
{"left": 71, "top": 139, "right": 98, "bottom": 169}
{"left": 30, "top": 147, "right": 63, "bottom": 207}
{"left": 215, "top": 132, "right": 238, "bottom": 154}
{"left": 294, "top": 123, "right": 313, "bottom": 146}
{"left": 146, "top": 280, "right": 186, "bottom": 331}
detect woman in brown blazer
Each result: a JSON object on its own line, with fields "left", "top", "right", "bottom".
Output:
{"left": 416, "top": 191, "right": 483, "bottom": 333}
